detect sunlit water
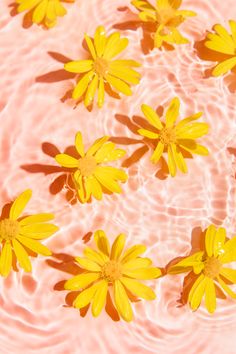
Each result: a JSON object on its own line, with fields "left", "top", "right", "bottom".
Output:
{"left": 0, "top": 0, "right": 236, "bottom": 353}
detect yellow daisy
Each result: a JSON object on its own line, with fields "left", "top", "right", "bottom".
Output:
{"left": 55, "top": 132, "right": 128, "bottom": 203}
{"left": 131, "top": 0, "right": 196, "bottom": 48}
{"left": 168, "top": 225, "right": 236, "bottom": 313}
{"left": 16, "top": 0, "right": 73, "bottom": 28}
{"left": 137, "top": 97, "right": 209, "bottom": 177}
{"left": 64, "top": 230, "right": 161, "bottom": 322}
{"left": 64, "top": 26, "right": 141, "bottom": 108}
{"left": 205, "top": 21, "right": 236, "bottom": 77}
{"left": 0, "top": 189, "right": 58, "bottom": 277}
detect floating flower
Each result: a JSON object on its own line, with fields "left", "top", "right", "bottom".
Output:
{"left": 16, "top": 0, "right": 73, "bottom": 28}
{"left": 204, "top": 21, "right": 236, "bottom": 77}
{"left": 64, "top": 230, "right": 161, "bottom": 321}
{"left": 64, "top": 26, "right": 141, "bottom": 108}
{"left": 131, "top": 0, "right": 196, "bottom": 48}
{"left": 55, "top": 132, "right": 128, "bottom": 203}
{"left": 137, "top": 97, "right": 209, "bottom": 177}
{"left": 0, "top": 190, "right": 58, "bottom": 277}
{"left": 168, "top": 225, "right": 236, "bottom": 313}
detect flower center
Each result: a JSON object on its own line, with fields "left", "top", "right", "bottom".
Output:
{"left": 0, "top": 219, "right": 20, "bottom": 241}
{"left": 94, "top": 58, "right": 109, "bottom": 77}
{"left": 101, "top": 260, "right": 122, "bottom": 282}
{"left": 159, "top": 127, "right": 176, "bottom": 145}
{"left": 78, "top": 156, "right": 97, "bottom": 177}
{"left": 203, "top": 257, "right": 222, "bottom": 279}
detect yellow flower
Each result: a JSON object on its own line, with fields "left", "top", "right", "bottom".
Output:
{"left": 168, "top": 225, "right": 236, "bottom": 313}
{"left": 0, "top": 190, "right": 58, "bottom": 277}
{"left": 64, "top": 230, "right": 161, "bottom": 322}
{"left": 137, "top": 97, "right": 209, "bottom": 177}
{"left": 64, "top": 26, "right": 141, "bottom": 108}
{"left": 205, "top": 21, "right": 236, "bottom": 77}
{"left": 16, "top": 0, "right": 73, "bottom": 28}
{"left": 131, "top": 0, "right": 196, "bottom": 48}
{"left": 55, "top": 132, "right": 128, "bottom": 203}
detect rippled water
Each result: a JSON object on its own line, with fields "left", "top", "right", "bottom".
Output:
{"left": 1, "top": 0, "right": 236, "bottom": 353}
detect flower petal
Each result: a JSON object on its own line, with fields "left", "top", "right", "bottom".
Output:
{"left": 165, "top": 97, "right": 180, "bottom": 128}
{"left": 122, "top": 267, "right": 161, "bottom": 279}
{"left": 213, "top": 24, "right": 235, "bottom": 48}
{"left": 171, "top": 143, "right": 187, "bottom": 174}
{"left": 103, "top": 33, "right": 128, "bottom": 60}
{"left": 219, "top": 236, "right": 236, "bottom": 263}
{"left": 17, "top": 235, "right": 51, "bottom": 256}
{"left": 0, "top": 242, "right": 12, "bottom": 277}
{"left": 94, "top": 26, "right": 107, "bottom": 57}
{"left": 176, "top": 112, "right": 203, "bottom": 129}
{"left": 12, "top": 239, "right": 32, "bottom": 272}
{"left": 10, "top": 189, "right": 32, "bottom": 221}
{"left": 72, "top": 71, "right": 94, "bottom": 100}
{"left": 19, "top": 213, "right": 54, "bottom": 226}
{"left": 64, "top": 60, "right": 93, "bottom": 74}
{"left": 75, "top": 257, "right": 101, "bottom": 272}
{"left": 205, "top": 278, "right": 216, "bottom": 314}
{"left": 205, "top": 224, "right": 217, "bottom": 257}
{"left": 75, "top": 131, "right": 85, "bottom": 157}
{"left": 94, "top": 230, "right": 110, "bottom": 256}
{"left": 120, "top": 277, "right": 156, "bottom": 300}
{"left": 74, "top": 282, "right": 102, "bottom": 309}
{"left": 177, "top": 123, "right": 209, "bottom": 139}
{"left": 84, "top": 247, "right": 108, "bottom": 265}
{"left": 138, "top": 129, "right": 159, "bottom": 139}
{"left": 92, "top": 280, "right": 108, "bottom": 317}
{"left": 220, "top": 268, "right": 236, "bottom": 283}
{"left": 188, "top": 274, "right": 207, "bottom": 311}
{"left": 168, "top": 252, "right": 204, "bottom": 274}
{"left": 20, "top": 223, "right": 59, "bottom": 240}
{"left": 179, "top": 140, "right": 209, "bottom": 156}
{"left": 217, "top": 276, "right": 236, "bottom": 299}
{"left": 97, "top": 78, "right": 105, "bottom": 108}
{"left": 213, "top": 227, "right": 226, "bottom": 257}
{"left": 110, "top": 234, "right": 126, "bottom": 260}
{"left": 121, "top": 245, "right": 146, "bottom": 264}
{"left": 84, "top": 34, "right": 97, "bottom": 60}
{"left": 55, "top": 154, "right": 78, "bottom": 168}
{"left": 105, "top": 74, "right": 132, "bottom": 96}
{"left": 84, "top": 74, "right": 99, "bottom": 107}
{"left": 122, "top": 257, "right": 152, "bottom": 269}
{"left": 229, "top": 20, "right": 236, "bottom": 45}
{"left": 64, "top": 272, "right": 100, "bottom": 290}
{"left": 212, "top": 57, "right": 236, "bottom": 77}
{"left": 141, "top": 104, "right": 163, "bottom": 130}
{"left": 109, "top": 64, "right": 140, "bottom": 85}
{"left": 86, "top": 136, "right": 109, "bottom": 156}
{"left": 32, "top": 0, "right": 47, "bottom": 24}
{"left": 150, "top": 141, "right": 164, "bottom": 164}
{"left": 87, "top": 176, "right": 103, "bottom": 200}
{"left": 167, "top": 145, "right": 176, "bottom": 177}
{"left": 94, "top": 168, "right": 123, "bottom": 193}
{"left": 17, "top": 0, "right": 41, "bottom": 12}
{"left": 114, "top": 280, "right": 133, "bottom": 322}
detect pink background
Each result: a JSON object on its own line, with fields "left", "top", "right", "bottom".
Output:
{"left": 1, "top": 0, "right": 236, "bottom": 353}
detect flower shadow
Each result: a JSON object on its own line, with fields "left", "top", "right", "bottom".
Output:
{"left": 113, "top": 6, "right": 175, "bottom": 54}
{"left": 47, "top": 251, "right": 140, "bottom": 321}
{"left": 110, "top": 106, "right": 192, "bottom": 180}
{"left": 165, "top": 226, "right": 227, "bottom": 308}
{"left": 194, "top": 33, "right": 236, "bottom": 92}
{"left": 9, "top": 2, "right": 34, "bottom": 29}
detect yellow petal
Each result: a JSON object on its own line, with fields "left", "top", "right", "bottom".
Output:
{"left": 213, "top": 24, "right": 235, "bottom": 48}
{"left": 103, "top": 33, "right": 128, "bottom": 60}
{"left": 75, "top": 257, "right": 101, "bottom": 272}
{"left": 94, "top": 230, "right": 110, "bottom": 256}
{"left": 95, "top": 166, "right": 127, "bottom": 182}
{"left": 84, "top": 247, "right": 108, "bottom": 265}
{"left": 167, "top": 145, "right": 176, "bottom": 177}
{"left": 64, "top": 272, "right": 100, "bottom": 290}
{"left": 188, "top": 274, "right": 207, "bottom": 311}
{"left": 94, "top": 142, "right": 115, "bottom": 162}
{"left": 213, "top": 227, "right": 226, "bottom": 257}
{"left": 122, "top": 267, "right": 161, "bottom": 279}
{"left": 17, "top": 0, "right": 41, "bottom": 12}
{"left": 205, "top": 224, "right": 217, "bottom": 257}
{"left": 75, "top": 131, "right": 85, "bottom": 157}
{"left": 139, "top": 10, "right": 156, "bottom": 22}
{"left": 122, "top": 257, "right": 152, "bottom": 269}
{"left": 205, "top": 38, "right": 235, "bottom": 55}
{"left": 168, "top": 0, "right": 182, "bottom": 9}
{"left": 72, "top": 71, "right": 94, "bottom": 100}
{"left": 121, "top": 244, "right": 146, "bottom": 264}
{"left": 212, "top": 57, "right": 236, "bottom": 77}
{"left": 177, "top": 123, "right": 209, "bottom": 139}
{"left": 120, "top": 277, "right": 156, "bottom": 300}
{"left": 45, "top": 0, "right": 56, "bottom": 22}
{"left": 220, "top": 268, "right": 236, "bottom": 283}
{"left": 97, "top": 78, "right": 105, "bottom": 108}
{"left": 205, "top": 278, "right": 216, "bottom": 314}
{"left": 178, "top": 140, "right": 209, "bottom": 156}
{"left": 74, "top": 282, "right": 102, "bottom": 309}
{"left": 84, "top": 33, "right": 97, "bottom": 60}
{"left": 165, "top": 97, "right": 180, "bottom": 128}
{"left": 54, "top": 0, "right": 66, "bottom": 16}
{"left": 12, "top": 239, "right": 32, "bottom": 272}
{"left": 131, "top": 0, "right": 155, "bottom": 11}
{"left": 0, "top": 242, "right": 12, "bottom": 277}
{"left": 219, "top": 236, "right": 236, "bottom": 263}
{"left": 138, "top": 129, "right": 159, "bottom": 139}
{"left": 84, "top": 74, "right": 99, "bottom": 107}
{"left": 141, "top": 104, "right": 163, "bottom": 130}
{"left": 94, "top": 26, "right": 106, "bottom": 57}
{"left": 171, "top": 143, "right": 187, "bottom": 174}
{"left": 229, "top": 20, "right": 236, "bottom": 45}
{"left": 55, "top": 154, "right": 78, "bottom": 168}
{"left": 86, "top": 136, "right": 109, "bottom": 157}
{"left": 92, "top": 280, "right": 108, "bottom": 317}
{"left": 110, "top": 59, "right": 141, "bottom": 67}
{"left": 114, "top": 280, "right": 133, "bottom": 322}
{"left": 72, "top": 172, "right": 87, "bottom": 203}
{"left": 110, "top": 234, "right": 126, "bottom": 260}
{"left": 94, "top": 168, "right": 123, "bottom": 193}
{"left": 108, "top": 65, "right": 141, "bottom": 85}
{"left": 87, "top": 176, "right": 103, "bottom": 200}
{"left": 168, "top": 252, "right": 204, "bottom": 274}
{"left": 176, "top": 112, "right": 203, "bottom": 129}
{"left": 105, "top": 74, "right": 132, "bottom": 96}
{"left": 176, "top": 9, "right": 196, "bottom": 17}
{"left": 19, "top": 213, "right": 54, "bottom": 226}
{"left": 217, "top": 276, "right": 236, "bottom": 299}
{"left": 17, "top": 235, "right": 51, "bottom": 256}
{"left": 151, "top": 141, "right": 164, "bottom": 164}
{"left": 10, "top": 189, "right": 32, "bottom": 220}
{"left": 64, "top": 60, "right": 93, "bottom": 74}
{"left": 32, "top": 0, "right": 47, "bottom": 24}
{"left": 20, "top": 223, "right": 59, "bottom": 240}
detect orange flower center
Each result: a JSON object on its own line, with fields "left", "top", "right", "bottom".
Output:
{"left": 101, "top": 260, "right": 122, "bottom": 282}
{"left": 203, "top": 257, "right": 222, "bottom": 279}
{"left": 0, "top": 219, "right": 20, "bottom": 241}
{"left": 77, "top": 156, "right": 97, "bottom": 177}
{"left": 159, "top": 127, "right": 176, "bottom": 145}
{"left": 94, "top": 58, "right": 109, "bottom": 77}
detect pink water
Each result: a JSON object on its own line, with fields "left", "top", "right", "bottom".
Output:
{"left": 1, "top": 0, "right": 236, "bottom": 353}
